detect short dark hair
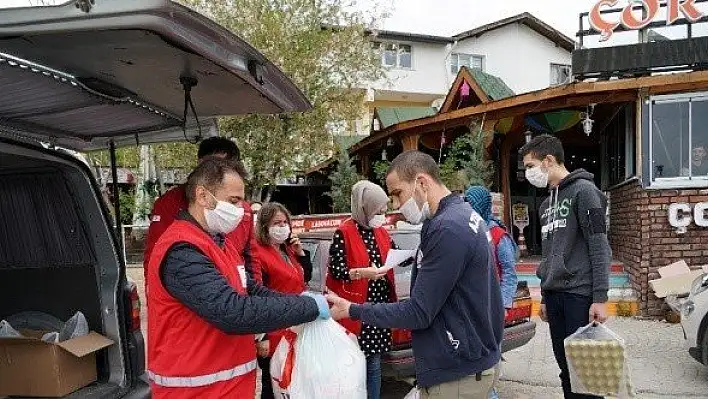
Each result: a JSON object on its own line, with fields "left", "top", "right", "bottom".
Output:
{"left": 185, "top": 157, "right": 247, "bottom": 204}
{"left": 519, "top": 134, "right": 565, "bottom": 164}
{"left": 197, "top": 137, "right": 240, "bottom": 160}
{"left": 386, "top": 151, "right": 442, "bottom": 183}
{"left": 255, "top": 202, "right": 291, "bottom": 245}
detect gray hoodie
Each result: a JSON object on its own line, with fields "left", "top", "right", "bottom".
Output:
{"left": 537, "top": 169, "right": 611, "bottom": 304}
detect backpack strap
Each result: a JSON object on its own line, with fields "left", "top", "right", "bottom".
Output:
{"left": 490, "top": 226, "right": 507, "bottom": 248}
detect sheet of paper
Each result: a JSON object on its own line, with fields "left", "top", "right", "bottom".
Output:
{"left": 382, "top": 249, "right": 416, "bottom": 271}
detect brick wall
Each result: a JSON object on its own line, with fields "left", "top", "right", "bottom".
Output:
{"left": 609, "top": 180, "right": 708, "bottom": 317}
{"left": 608, "top": 181, "right": 646, "bottom": 312}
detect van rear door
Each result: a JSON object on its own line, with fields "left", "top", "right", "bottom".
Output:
{"left": 0, "top": 0, "right": 311, "bottom": 150}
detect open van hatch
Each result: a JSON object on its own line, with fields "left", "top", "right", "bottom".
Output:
{"left": 0, "top": 0, "right": 311, "bottom": 150}
{"left": 0, "top": 1, "right": 311, "bottom": 396}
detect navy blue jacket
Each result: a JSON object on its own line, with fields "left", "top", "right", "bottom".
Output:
{"left": 350, "top": 195, "right": 504, "bottom": 388}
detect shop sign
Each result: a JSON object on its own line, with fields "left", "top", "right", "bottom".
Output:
{"left": 291, "top": 213, "right": 404, "bottom": 233}
{"left": 512, "top": 203, "right": 530, "bottom": 231}
{"left": 590, "top": 0, "right": 704, "bottom": 41}
{"left": 668, "top": 202, "right": 708, "bottom": 233}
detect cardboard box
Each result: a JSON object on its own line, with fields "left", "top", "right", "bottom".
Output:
{"left": 0, "top": 330, "right": 113, "bottom": 397}
{"left": 650, "top": 260, "right": 707, "bottom": 298}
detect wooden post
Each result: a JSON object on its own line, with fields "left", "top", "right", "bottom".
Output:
{"left": 360, "top": 153, "right": 371, "bottom": 178}
{"left": 500, "top": 136, "right": 513, "bottom": 228}
{"left": 401, "top": 133, "right": 420, "bottom": 152}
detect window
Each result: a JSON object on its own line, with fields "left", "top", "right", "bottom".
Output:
{"left": 550, "top": 64, "right": 571, "bottom": 86}
{"left": 372, "top": 41, "right": 412, "bottom": 69}
{"left": 398, "top": 45, "right": 412, "bottom": 68}
{"left": 602, "top": 104, "right": 636, "bottom": 188}
{"left": 647, "top": 93, "right": 708, "bottom": 188}
{"left": 450, "top": 53, "right": 484, "bottom": 74}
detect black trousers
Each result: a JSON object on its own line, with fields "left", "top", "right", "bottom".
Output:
{"left": 258, "top": 356, "right": 274, "bottom": 399}
{"left": 545, "top": 291, "right": 604, "bottom": 399}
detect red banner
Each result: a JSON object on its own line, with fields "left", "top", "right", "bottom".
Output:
{"left": 291, "top": 213, "right": 405, "bottom": 233}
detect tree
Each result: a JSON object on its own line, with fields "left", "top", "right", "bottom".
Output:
{"left": 182, "top": 0, "right": 387, "bottom": 200}
{"left": 373, "top": 160, "right": 390, "bottom": 186}
{"left": 440, "top": 119, "right": 493, "bottom": 192}
{"left": 86, "top": 143, "right": 197, "bottom": 171}
{"left": 327, "top": 149, "right": 361, "bottom": 213}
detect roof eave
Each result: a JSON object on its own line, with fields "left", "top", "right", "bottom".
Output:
{"left": 453, "top": 13, "right": 575, "bottom": 53}
{"left": 350, "top": 71, "right": 708, "bottom": 155}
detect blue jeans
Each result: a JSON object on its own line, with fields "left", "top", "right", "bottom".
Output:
{"left": 366, "top": 354, "right": 382, "bottom": 399}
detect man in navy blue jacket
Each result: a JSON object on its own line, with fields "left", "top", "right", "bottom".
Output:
{"left": 328, "top": 151, "right": 504, "bottom": 398}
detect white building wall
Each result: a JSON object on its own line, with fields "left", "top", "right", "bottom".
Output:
{"left": 368, "top": 41, "right": 449, "bottom": 97}
{"left": 451, "top": 23, "right": 572, "bottom": 94}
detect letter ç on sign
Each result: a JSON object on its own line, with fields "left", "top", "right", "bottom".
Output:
{"left": 668, "top": 202, "right": 708, "bottom": 233}
{"left": 590, "top": 0, "right": 704, "bottom": 41}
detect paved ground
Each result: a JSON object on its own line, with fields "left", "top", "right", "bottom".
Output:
{"left": 128, "top": 267, "right": 708, "bottom": 398}
{"left": 500, "top": 318, "right": 708, "bottom": 398}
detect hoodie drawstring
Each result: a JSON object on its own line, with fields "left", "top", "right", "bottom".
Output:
{"left": 548, "top": 186, "right": 560, "bottom": 243}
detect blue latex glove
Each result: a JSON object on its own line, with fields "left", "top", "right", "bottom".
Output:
{"left": 302, "top": 291, "right": 330, "bottom": 320}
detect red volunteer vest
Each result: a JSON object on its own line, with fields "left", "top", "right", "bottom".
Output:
{"left": 147, "top": 220, "right": 256, "bottom": 399}
{"left": 326, "top": 219, "right": 397, "bottom": 336}
{"left": 144, "top": 185, "right": 253, "bottom": 289}
{"left": 251, "top": 241, "right": 306, "bottom": 356}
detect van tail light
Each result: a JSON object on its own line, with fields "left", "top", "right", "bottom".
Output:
{"left": 128, "top": 284, "right": 141, "bottom": 332}
{"left": 505, "top": 297, "right": 532, "bottom": 326}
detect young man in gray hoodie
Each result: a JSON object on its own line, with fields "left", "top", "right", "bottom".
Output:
{"left": 520, "top": 134, "right": 611, "bottom": 399}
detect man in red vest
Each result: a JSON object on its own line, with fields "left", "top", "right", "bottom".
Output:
{"left": 146, "top": 158, "right": 329, "bottom": 399}
{"left": 144, "top": 137, "right": 255, "bottom": 287}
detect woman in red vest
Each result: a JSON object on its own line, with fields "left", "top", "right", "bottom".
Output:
{"left": 327, "top": 180, "right": 398, "bottom": 399}
{"left": 252, "top": 202, "right": 313, "bottom": 399}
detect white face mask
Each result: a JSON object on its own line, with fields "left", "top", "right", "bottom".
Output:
{"left": 525, "top": 166, "right": 549, "bottom": 189}
{"left": 204, "top": 192, "right": 244, "bottom": 234}
{"left": 399, "top": 181, "right": 430, "bottom": 225}
{"left": 368, "top": 214, "right": 387, "bottom": 228}
{"left": 269, "top": 225, "right": 291, "bottom": 244}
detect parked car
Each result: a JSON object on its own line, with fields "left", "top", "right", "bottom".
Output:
{"left": 0, "top": 0, "right": 309, "bottom": 397}
{"left": 299, "top": 229, "right": 537, "bottom": 380}
{"left": 680, "top": 273, "right": 708, "bottom": 366}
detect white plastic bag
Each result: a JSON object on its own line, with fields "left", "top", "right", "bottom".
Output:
{"left": 0, "top": 320, "right": 22, "bottom": 338}
{"left": 271, "top": 319, "right": 366, "bottom": 399}
{"left": 564, "top": 322, "right": 635, "bottom": 398}
{"left": 403, "top": 387, "right": 421, "bottom": 399}
{"left": 58, "top": 311, "right": 89, "bottom": 341}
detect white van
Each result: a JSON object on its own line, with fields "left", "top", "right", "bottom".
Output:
{"left": 0, "top": 1, "right": 310, "bottom": 397}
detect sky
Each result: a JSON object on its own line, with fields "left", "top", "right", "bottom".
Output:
{"left": 0, "top": 0, "right": 596, "bottom": 38}
{"left": 361, "top": 0, "right": 591, "bottom": 38}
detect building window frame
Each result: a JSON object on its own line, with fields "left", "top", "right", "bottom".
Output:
{"left": 550, "top": 63, "right": 572, "bottom": 86}
{"left": 372, "top": 41, "right": 413, "bottom": 70}
{"left": 645, "top": 92, "right": 708, "bottom": 190}
{"left": 450, "top": 53, "right": 485, "bottom": 74}
{"left": 601, "top": 104, "right": 637, "bottom": 189}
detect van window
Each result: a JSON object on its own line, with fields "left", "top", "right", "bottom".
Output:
{"left": 0, "top": 170, "right": 93, "bottom": 268}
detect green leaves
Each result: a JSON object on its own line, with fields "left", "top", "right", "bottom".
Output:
{"left": 373, "top": 160, "right": 390, "bottom": 185}
{"left": 182, "top": 0, "right": 386, "bottom": 197}
{"left": 439, "top": 119, "right": 493, "bottom": 191}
